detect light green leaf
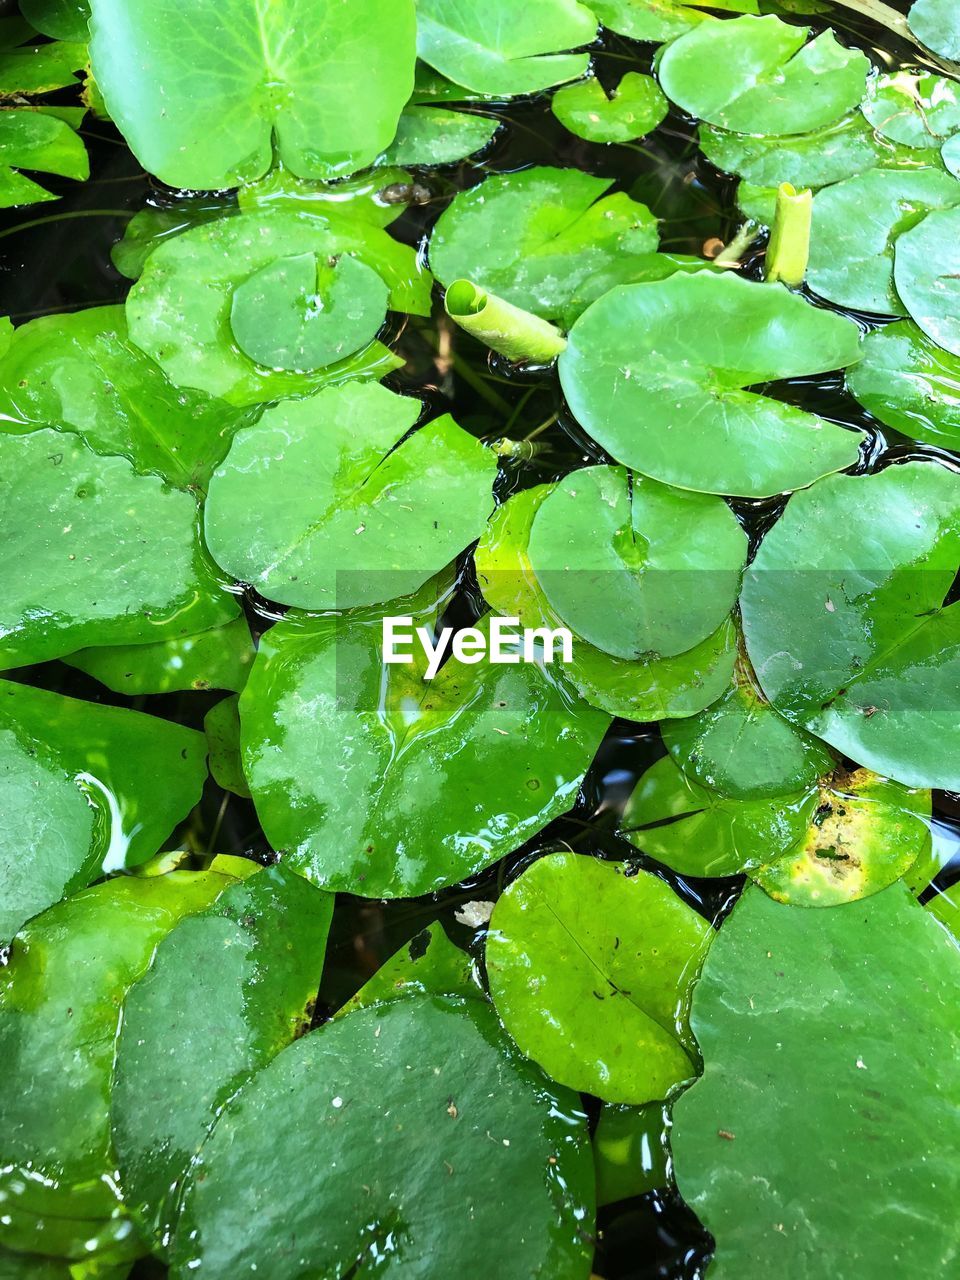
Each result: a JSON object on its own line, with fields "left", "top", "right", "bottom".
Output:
{"left": 204, "top": 695, "right": 250, "bottom": 798}
{"left": 0, "top": 108, "right": 87, "bottom": 186}
{"left": 476, "top": 483, "right": 738, "bottom": 722}
{"left": 0, "top": 40, "right": 85, "bottom": 93}
{"left": 19, "top": 0, "right": 89, "bottom": 42}
{"left": 111, "top": 199, "right": 237, "bottom": 280}
{"left": 238, "top": 165, "right": 415, "bottom": 226}
{"left": 126, "top": 210, "right": 425, "bottom": 406}
{"left": 0, "top": 429, "right": 236, "bottom": 670}
{"left": 861, "top": 71, "right": 960, "bottom": 149}
{"left": 487, "top": 852, "right": 712, "bottom": 1103}
{"left": 672, "top": 882, "right": 960, "bottom": 1279}
{"left": 658, "top": 16, "right": 869, "bottom": 135}
{"left": 168, "top": 997, "right": 595, "bottom": 1279}
{"left": 808, "top": 168, "right": 960, "bottom": 315}
{"left": 379, "top": 104, "right": 497, "bottom": 165}
{"left": 559, "top": 271, "right": 863, "bottom": 498}
{"left": 594, "top": 1103, "right": 670, "bottom": 1205}
{"left": 111, "top": 864, "right": 331, "bottom": 1252}
{"left": 338, "top": 921, "right": 479, "bottom": 1016}
{"left": 415, "top": 0, "right": 597, "bottom": 96}
{"left": 0, "top": 164, "right": 55, "bottom": 207}
{"left": 591, "top": 0, "right": 757, "bottom": 42}
{"left": 908, "top": 0, "right": 960, "bottom": 61}
{"left": 429, "top": 166, "right": 659, "bottom": 326}
{"left": 66, "top": 617, "right": 255, "bottom": 695}
{"left": 204, "top": 382, "right": 496, "bottom": 610}
{"left": 0, "top": 306, "right": 255, "bottom": 489}
{"left": 895, "top": 204, "right": 960, "bottom": 356}
{"left": 846, "top": 319, "right": 960, "bottom": 448}
{"left": 741, "top": 461, "right": 960, "bottom": 790}
{"left": 552, "top": 73, "right": 668, "bottom": 143}
{"left": 944, "top": 130, "right": 960, "bottom": 176}
{"left": 88, "top": 0, "right": 416, "bottom": 188}
{"left": 526, "top": 464, "right": 746, "bottom": 660}
{"left": 240, "top": 599, "right": 611, "bottom": 897}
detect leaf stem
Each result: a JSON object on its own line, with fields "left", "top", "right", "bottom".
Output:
{"left": 714, "top": 220, "right": 760, "bottom": 266}
{"left": 445, "top": 279, "right": 567, "bottom": 364}
{"left": 764, "top": 183, "right": 812, "bottom": 287}
{"left": 451, "top": 352, "right": 513, "bottom": 415}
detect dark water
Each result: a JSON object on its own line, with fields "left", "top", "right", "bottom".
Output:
{"left": 4, "top": 0, "right": 960, "bottom": 1275}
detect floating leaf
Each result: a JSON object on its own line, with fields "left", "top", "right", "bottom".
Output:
{"left": 339, "top": 922, "right": 479, "bottom": 1016}
{"left": 663, "top": 644, "right": 833, "bottom": 799}
{"left": 559, "top": 271, "right": 863, "bottom": 498}
{"left": 429, "top": 167, "right": 659, "bottom": 326}
{"left": 204, "top": 382, "right": 495, "bottom": 610}
{"left": 0, "top": 306, "right": 255, "bottom": 489}
{"left": 0, "top": 109, "right": 88, "bottom": 207}
{"left": 238, "top": 166, "right": 415, "bottom": 226}
{"left": 807, "top": 168, "right": 960, "bottom": 314}
{"left": 379, "top": 105, "right": 498, "bottom": 165}
{"left": 0, "top": 38, "right": 85, "bottom": 93}
{"left": 894, "top": 204, "right": 960, "bottom": 356}
{"left": 908, "top": 0, "right": 960, "bottom": 61}
{"left": 0, "top": 429, "right": 236, "bottom": 669}
{"left": 19, "top": 0, "right": 89, "bottom": 42}
{"left": 415, "top": 0, "right": 596, "bottom": 96}
{"left": 594, "top": 1103, "right": 670, "bottom": 1205}
{"left": 487, "top": 852, "right": 712, "bottom": 1103}
{"left": 526, "top": 464, "right": 746, "bottom": 660}
{"left": 846, "top": 319, "right": 960, "bottom": 448}
{"left": 591, "top": 0, "right": 758, "bottom": 42}
{"left": 741, "top": 461, "right": 960, "bottom": 790}
{"left": 861, "top": 71, "right": 960, "bottom": 149}
{"left": 204, "top": 695, "right": 250, "bottom": 798}
{"left": 658, "top": 16, "right": 869, "bottom": 136}
{"left": 112, "top": 864, "right": 331, "bottom": 1251}
{"left": 240, "top": 600, "right": 610, "bottom": 897}
{"left": 672, "top": 882, "right": 960, "bottom": 1278}
{"left": 126, "top": 210, "right": 424, "bottom": 406}
{"left": 551, "top": 73, "right": 668, "bottom": 143}
{"left": 944, "top": 130, "right": 960, "bottom": 176}
{"left": 88, "top": 0, "right": 416, "bottom": 188}
{"left": 0, "top": 871, "right": 231, "bottom": 1259}
{"left": 111, "top": 198, "right": 237, "bottom": 280}
{"left": 66, "top": 617, "right": 255, "bottom": 695}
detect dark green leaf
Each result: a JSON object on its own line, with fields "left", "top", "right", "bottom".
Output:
{"left": 894, "top": 204, "right": 960, "bottom": 356}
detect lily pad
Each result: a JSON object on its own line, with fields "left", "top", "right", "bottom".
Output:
{"left": 0, "top": 306, "right": 254, "bottom": 489}
{"left": 861, "top": 71, "right": 960, "bottom": 149}
{"left": 379, "top": 105, "right": 497, "bottom": 165}
{"left": 88, "top": 0, "right": 416, "bottom": 188}
{"left": 19, "top": 0, "right": 89, "bottom": 42}
{"left": 559, "top": 271, "right": 863, "bottom": 498}
{"left": 591, "top": 0, "right": 758, "bottom": 42}
{"left": 415, "top": 0, "right": 596, "bottom": 96}
{"left": 125, "top": 210, "right": 427, "bottom": 407}
{"left": 238, "top": 166, "right": 414, "bottom": 226}
{"left": 429, "top": 167, "right": 659, "bottom": 326}
{"left": 845, "top": 319, "right": 960, "bottom": 449}
{"left": 110, "top": 198, "right": 238, "bottom": 279}
{"left": 0, "top": 871, "right": 231, "bottom": 1259}
{"left": 486, "top": 851, "right": 712, "bottom": 1103}
{"left": 240, "top": 598, "right": 610, "bottom": 897}
{"left": 593, "top": 1103, "right": 670, "bottom": 1205}
{"left": 552, "top": 73, "right": 668, "bottom": 143}
{"left": 0, "top": 428, "right": 236, "bottom": 670}
{"left": 66, "top": 617, "right": 255, "bottom": 695}
{"left": 944, "top": 131, "right": 960, "bottom": 177}
{"left": 204, "top": 382, "right": 496, "bottom": 610}
{"left": 672, "top": 882, "right": 960, "bottom": 1278}
{"left": 895, "top": 205, "right": 960, "bottom": 356}
{"left": 740, "top": 461, "right": 960, "bottom": 790}
{"left": 658, "top": 15, "right": 869, "bottom": 136}
{"left": 204, "top": 695, "right": 250, "bottom": 798}
{"left": 0, "top": 109, "right": 88, "bottom": 206}
{"left": 112, "top": 864, "right": 332, "bottom": 1251}
{"left": 476, "top": 484, "right": 738, "bottom": 722}
{"left": 908, "top": 0, "right": 960, "bottom": 61}
{"left": 339, "top": 922, "right": 479, "bottom": 1016}
{"left": 807, "top": 168, "right": 960, "bottom": 315}
{"left": 526, "top": 464, "right": 746, "bottom": 660}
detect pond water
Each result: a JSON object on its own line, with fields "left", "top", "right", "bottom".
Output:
{"left": 4, "top": 1, "right": 960, "bottom": 1275}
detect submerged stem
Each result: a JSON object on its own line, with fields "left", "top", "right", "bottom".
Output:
{"left": 764, "top": 183, "right": 812, "bottom": 287}
{"left": 444, "top": 279, "right": 567, "bottom": 364}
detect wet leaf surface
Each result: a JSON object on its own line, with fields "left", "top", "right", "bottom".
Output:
{"left": 66, "top": 617, "right": 255, "bottom": 696}
{"left": 846, "top": 318, "right": 960, "bottom": 449}
{"left": 552, "top": 73, "right": 668, "bottom": 143}
{"left": 895, "top": 204, "right": 960, "bottom": 356}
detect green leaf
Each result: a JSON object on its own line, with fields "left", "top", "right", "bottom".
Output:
{"left": 752, "top": 766, "right": 931, "bottom": 907}
{"left": 740, "top": 461, "right": 960, "bottom": 790}
{"left": 663, "top": 643, "right": 833, "bottom": 799}
{"left": 126, "top": 210, "right": 425, "bottom": 407}
{"left": 111, "top": 864, "right": 331, "bottom": 1252}
{"left": 559, "top": 271, "right": 863, "bottom": 498}
{"left": 0, "top": 429, "right": 236, "bottom": 670}
{"left": 338, "top": 922, "right": 479, "bottom": 1016}
{"left": 808, "top": 168, "right": 960, "bottom": 314}
{"left": 238, "top": 165, "right": 416, "bottom": 226}
{"left": 487, "top": 851, "right": 712, "bottom": 1103}
{"left": 111, "top": 199, "right": 237, "bottom": 280}
{"left": 552, "top": 73, "right": 668, "bottom": 143}
{"left": 895, "top": 204, "right": 960, "bottom": 356}
{"left": 204, "top": 695, "right": 250, "bottom": 798}
{"left": 0, "top": 164, "right": 56, "bottom": 207}
{"left": 378, "top": 105, "right": 498, "bottom": 165}
{"left": 908, "top": 0, "right": 960, "bottom": 61}
{"left": 846, "top": 319, "right": 960, "bottom": 448}
{"left": 592, "top": 0, "right": 758, "bottom": 41}
{"left": 672, "top": 882, "right": 960, "bottom": 1278}
{"left": 169, "top": 996, "right": 595, "bottom": 1278}
{"left": 0, "top": 871, "right": 231, "bottom": 1258}
{"left": 0, "top": 108, "right": 87, "bottom": 184}
{"left": 240, "top": 600, "right": 611, "bottom": 897}
{"left": 943, "top": 130, "right": 960, "bottom": 176}
{"left": 429, "top": 166, "right": 659, "bottom": 326}
{"left": 0, "top": 40, "right": 85, "bottom": 93}
{"left": 415, "top": 0, "right": 597, "bottom": 96}
{"left": 621, "top": 755, "right": 814, "bottom": 878}
{"left": 0, "top": 679, "right": 208, "bottom": 937}
{"left": 593, "top": 1103, "right": 670, "bottom": 1205}
{"left": 861, "top": 71, "right": 960, "bottom": 149}
{"left": 476, "top": 483, "right": 738, "bottom": 722}
{"left": 65, "top": 617, "right": 255, "bottom": 695}
{"left": 87, "top": 0, "right": 416, "bottom": 188}
{"left": 658, "top": 16, "right": 869, "bottom": 135}
{"left": 204, "top": 382, "right": 496, "bottom": 610}
{"left": 526, "top": 464, "right": 747, "bottom": 660}
{"left": 19, "top": 0, "right": 89, "bottom": 42}
{"left": 0, "top": 306, "right": 255, "bottom": 489}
